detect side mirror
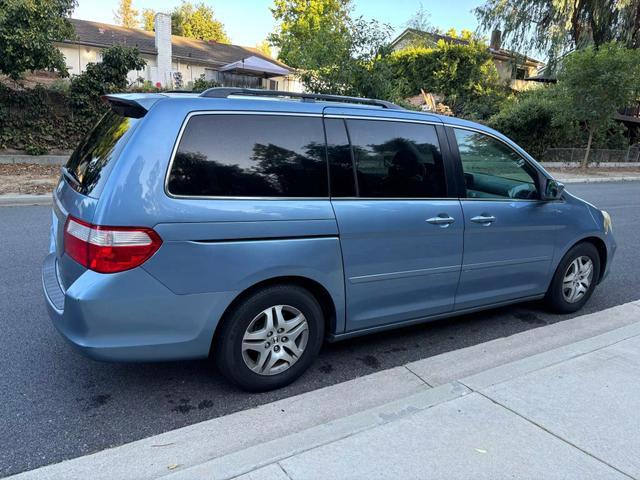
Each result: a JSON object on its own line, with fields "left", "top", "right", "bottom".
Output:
{"left": 543, "top": 179, "right": 565, "bottom": 200}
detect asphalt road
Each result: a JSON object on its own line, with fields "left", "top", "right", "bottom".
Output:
{"left": 1, "top": 182, "right": 639, "bottom": 476}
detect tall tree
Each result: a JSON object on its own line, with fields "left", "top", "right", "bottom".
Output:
{"left": 405, "top": 2, "right": 432, "bottom": 31}
{"left": 269, "top": 0, "right": 353, "bottom": 69}
{"left": 114, "top": 0, "right": 139, "bottom": 28}
{"left": 476, "top": 0, "right": 640, "bottom": 67}
{"left": 256, "top": 40, "right": 273, "bottom": 58}
{"left": 141, "top": 8, "right": 155, "bottom": 31}
{"left": 558, "top": 42, "right": 640, "bottom": 167}
{"left": 171, "top": 1, "right": 229, "bottom": 43}
{"left": 0, "top": 0, "right": 76, "bottom": 81}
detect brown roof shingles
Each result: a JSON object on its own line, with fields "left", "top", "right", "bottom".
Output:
{"left": 64, "top": 18, "right": 290, "bottom": 70}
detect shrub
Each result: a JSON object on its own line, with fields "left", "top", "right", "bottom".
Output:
{"left": 69, "top": 46, "right": 146, "bottom": 116}
{"left": 191, "top": 75, "right": 220, "bottom": 92}
{"left": 1, "top": 46, "right": 146, "bottom": 154}
{"left": 488, "top": 85, "right": 630, "bottom": 158}
{"left": 388, "top": 40, "right": 511, "bottom": 119}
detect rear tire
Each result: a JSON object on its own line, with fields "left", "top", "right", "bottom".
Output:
{"left": 545, "top": 242, "right": 600, "bottom": 314}
{"left": 214, "top": 284, "right": 324, "bottom": 392}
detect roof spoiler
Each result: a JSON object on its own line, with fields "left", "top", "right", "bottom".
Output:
{"left": 101, "top": 94, "right": 166, "bottom": 118}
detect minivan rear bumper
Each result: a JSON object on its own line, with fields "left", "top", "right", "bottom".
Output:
{"left": 42, "top": 253, "right": 236, "bottom": 362}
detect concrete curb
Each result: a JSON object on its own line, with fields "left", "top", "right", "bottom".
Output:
{"left": 557, "top": 175, "right": 640, "bottom": 183}
{"left": 0, "top": 194, "right": 52, "bottom": 206}
{"left": 7, "top": 301, "right": 640, "bottom": 480}
{"left": 169, "top": 303, "right": 640, "bottom": 480}
{"left": 0, "top": 154, "right": 69, "bottom": 165}
{"left": 543, "top": 162, "right": 640, "bottom": 168}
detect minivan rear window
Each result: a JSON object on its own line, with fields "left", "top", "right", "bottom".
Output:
{"left": 64, "top": 111, "right": 138, "bottom": 197}
{"left": 167, "top": 114, "right": 328, "bottom": 198}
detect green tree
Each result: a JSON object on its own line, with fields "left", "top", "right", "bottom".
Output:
{"left": 269, "top": 0, "right": 353, "bottom": 69}
{"left": 171, "top": 2, "right": 229, "bottom": 43}
{"left": 557, "top": 42, "right": 640, "bottom": 167}
{"left": 114, "top": 0, "right": 139, "bottom": 28}
{"left": 298, "top": 17, "right": 396, "bottom": 100}
{"left": 270, "top": 1, "right": 397, "bottom": 99}
{"left": 405, "top": 2, "right": 432, "bottom": 31}
{"left": 256, "top": 39, "right": 273, "bottom": 58}
{"left": 476, "top": 0, "right": 640, "bottom": 68}
{"left": 141, "top": 8, "right": 155, "bottom": 31}
{"left": 0, "top": 0, "right": 76, "bottom": 81}
{"left": 69, "top": 46, "right": 146, "bottom": 115}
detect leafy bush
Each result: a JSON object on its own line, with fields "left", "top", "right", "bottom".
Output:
{"left": 0, "top": 84, "right": 90, "bottom": 154}
{"left": 191, "top": 75, "right": 220, "bottom": 92}
{"left": 388, "top": 40, "right": 511, "bottom": 119}
{"left": 1, "top": 46, "right": 146, "bottom": 154}
{"left": 487, "top": 88, "right": 570, "bottom": 157}
{"left": 69, "top": 46, "right": 146, "bottom": 116}
{"left": 488, "top": 85, "right": 629, "bottom": 158}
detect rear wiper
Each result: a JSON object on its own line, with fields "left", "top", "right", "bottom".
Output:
{"left": 61, "top": 166, "right": 81, "bottom": 187}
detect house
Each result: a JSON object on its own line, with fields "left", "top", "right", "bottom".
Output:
{"left": 390, "top": 28, "right": 544, "bottom": 91}
{"left": 56, "top": 14, "right": 303, "bottom": 91}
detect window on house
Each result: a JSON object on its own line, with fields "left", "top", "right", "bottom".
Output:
{"left": 512, "top": 66, "right": 527, "bottom": 80}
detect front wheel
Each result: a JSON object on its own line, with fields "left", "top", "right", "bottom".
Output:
{"left": 545, "top": 242, "right": 600, "bottom": 313}
{"left": 214, "top": 285, "right": 324, "bottom": 392}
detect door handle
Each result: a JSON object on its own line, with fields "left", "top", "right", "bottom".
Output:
{"left": 470, "top": 215, "right": 496, "bottom": 225}
{"left": 426, "top": 215, "right": 455, "bottom": 227}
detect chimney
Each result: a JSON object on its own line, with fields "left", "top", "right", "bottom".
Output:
{"left": 489, "top": 29, "right": 502, "bottom": 50}
{"left": 154, "top": 13, "right": 172, "bottom": 87}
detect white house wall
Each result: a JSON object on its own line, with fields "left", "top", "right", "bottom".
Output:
{"left": 58, "top": 44, "right": 100, "bottom": 76}
{"left": 171, "top": 60, "right": 208, "bottom": 85}
{"left": 55, "top": 43, "right": 301, "bottom": 91}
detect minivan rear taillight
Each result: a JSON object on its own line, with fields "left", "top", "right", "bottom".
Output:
{"left": 64, "top": 216, "right": 162, "bottom": 274}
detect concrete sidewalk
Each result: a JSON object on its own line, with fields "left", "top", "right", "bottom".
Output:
{"left": 7, "top": 301, "right": 640, "bottom": 480}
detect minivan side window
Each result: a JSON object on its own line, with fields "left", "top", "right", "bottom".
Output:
{"left": 346, "top": 120, "right": 446, "bottom": 198}
{"left": 167, "top": 114, "right": 328, "bottom": 197}
{"left": 454, "top": 128, "right": 539, "bottom": 200}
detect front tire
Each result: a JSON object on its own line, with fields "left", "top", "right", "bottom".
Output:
{"left": 545, "top": 242, "right": 600, "bottom": 313}
{"left": 214, "top": 285, "right": 324, "bottom": 392}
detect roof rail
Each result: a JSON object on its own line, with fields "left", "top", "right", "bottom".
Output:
{"left": 199, "top": 87, "right": 404, "bottom": 110}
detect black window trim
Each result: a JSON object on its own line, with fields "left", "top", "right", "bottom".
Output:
{"left": 444, "top": 124, "right": 551, "bottom": 202}
{"left": 324, "top": 115, "right": 455, "bottom": 201}
{"left": 164, "top": 110, "right": 329, "bottom": 200}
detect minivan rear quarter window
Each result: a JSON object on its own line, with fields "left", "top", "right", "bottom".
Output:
{"left": 167, "top": 114, "right": 328, "bottom": 197}
{"left": 65, "top": 111, "right": 139, "bottom": 197}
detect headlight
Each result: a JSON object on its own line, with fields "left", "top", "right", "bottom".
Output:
{"left": 602, "top": 210, "right": 612, "bottom": 234}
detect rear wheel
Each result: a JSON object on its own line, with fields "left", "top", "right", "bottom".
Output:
{"left": 214, "top": 285, "right": 324, "bottom": 392}
{"left": 545, "top": 242, "right": 600, "bottom": 313}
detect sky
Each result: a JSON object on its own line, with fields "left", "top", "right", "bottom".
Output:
{"left": 73, "top": 0, "right": 483, "bottom": 47}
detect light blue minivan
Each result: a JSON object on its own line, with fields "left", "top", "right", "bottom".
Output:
{"left": 43, "top": 88, "right": 615, "bottom": 391}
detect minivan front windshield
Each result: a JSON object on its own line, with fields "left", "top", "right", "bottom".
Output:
{"left": 65, "top": 111, "right": 139, "bottom": 197}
